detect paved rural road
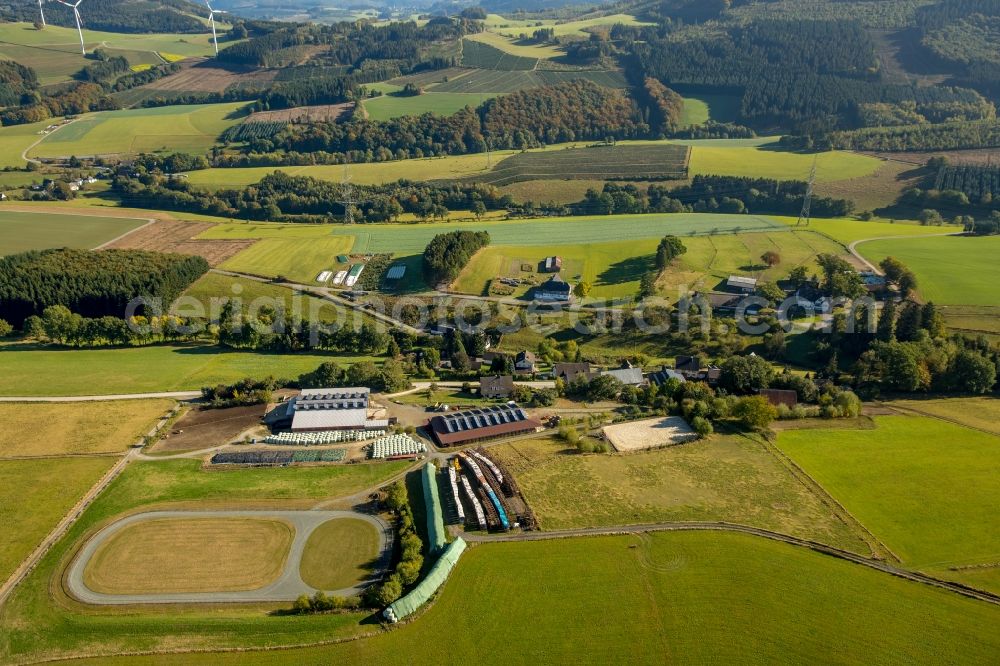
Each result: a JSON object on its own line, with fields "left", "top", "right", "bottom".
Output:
{"left": 20, "top": 118, "right": 80, "bottom": 165}
{"left": 847, "top": 232, "right": 961, "bottom": 273}
{"left": 0, "top": 391, "right": 202, "bottom": 403}
{"left": 458, "top": 521, "right": 1000, "bottom": 607}
{"left": 65, "top": 510, "right": 393, "bottom": 605}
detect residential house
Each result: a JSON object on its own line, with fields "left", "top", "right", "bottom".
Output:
{"left": 479, "top": 375, "right": 515, "bottom": 399}
{"left": 514, "top": 351, "right": 536, "bottom": 374}
{"left": 534, "top": 275, "right": 572, "bottom": 302}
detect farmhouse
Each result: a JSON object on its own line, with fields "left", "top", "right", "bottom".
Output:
{"left": 727, "top": 275, "right": 758, "bottom": 292}
{"left": 267, "top": 388, "right": 389, "bottom": 432}
{"left": 429, "top": 404, "right": 543, "bottom": 447}
{"left": 553, "top": 362, "right": 594, "bottom": 383}
{"left": 649, "top": 367, "right": 686, "bottom": 386}
{"left": 543, "top": 256, "right": 563, "bottom": 273}
{"left": 515, "top": 351, "right": 536, "bottom": 373}
{"left": 480, "top": 375, "right": 515, "bottom": 399}
{"left": 602, "top": 367, "right": 645, "bottom": 386}
{"left": 534, "top": 275, "right": 572, "bottom": 302}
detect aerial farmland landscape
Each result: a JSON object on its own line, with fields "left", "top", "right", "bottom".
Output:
{"left": 0, "top": 0, "right": 999, "bottom": 664}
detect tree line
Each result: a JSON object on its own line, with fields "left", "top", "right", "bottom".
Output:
{"left": 1, "top": 0, "right": 208, "bottom": 33}
{"left": 571, "top": 177, "right": 854, "bottom": 218}
{"left": 0, "top": 249, "right": 209, "bottom": 328}
{"left": 422, "top": 230, "right": 490, "bottom": 286}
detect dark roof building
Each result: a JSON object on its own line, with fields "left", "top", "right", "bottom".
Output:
{"left": 515, "top": 351, "right": 536, "bottom": 373}
{"left": 602, "top": 367, "right": 645, "bottom": 386}
{"left": 649, "top": 367, "right": 686, "bottom": 386}
{"left": 534, "top": 275, "right": 572, "bottom": 302}
{"left": 676, "top": 356, "right": 700, "bottom": 373}
{"left": 429, "top": 404, "right": 542, "bottom": 447}
{"left": 480, "top": 375, "right": 515, "bottom": 399}
{"left": 543, "top": 256, "right": 563, "bottom": 273}
{"left": 758, "top": 388, "right": 799, "bottom": 408}
{"left": 553, "top": 362, "right": 593, "bottom": 383}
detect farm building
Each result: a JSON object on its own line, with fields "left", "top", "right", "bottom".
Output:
{"left": 534, "top": 275, "right": 572, "bottom": 302}
{"left": 758, "top": 388, "right": 799, "bottom": 408}
{"left": 267, "top": 388, "right": 389, "bottom": 432}
{"left": 515, "top": 351, "right": 536, "bottom": 373}
{"left": 429, "top": 404, "right": 542, "bottom": 447}
{"left": 602, "top": 367, "right": 645, "bottom": 386}
{"left": 385, "top": 264, "right": 407, "bottom": 280}
{"left": 860, "top": 271, "right": 887, "bottom": 292}
{"left": 727, "top": 275, "right": 758, "bottom": 292}
{"left": 649, "top": 367, "right": 686, "bottom": 386}
{"left": 553, "top": 362, "right": 594, "bottom": 383}
{"left": 702, "top": 292, "right": 744, "bottom": 312}
{"left": 676, "top": 356, "right": 701, "bottom": 373}
{"left": 344, "top": 263, "right": 365, "bottom": 287}
{"left": 480, "top": 375, "right": 515, "bottom": 399}
{"left": 543, "top": 256, "right": 563, "bottom": 273}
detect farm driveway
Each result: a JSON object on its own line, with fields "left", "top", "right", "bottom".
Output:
{"left": 66, "top": 510, "right": 392, "bottom": 605}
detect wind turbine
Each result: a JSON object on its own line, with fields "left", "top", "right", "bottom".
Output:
{"left": 204, "top": 0, "right": 227, "bottom": 56}
{"left": 37, "top": 0, "right": 47, "bottom": 28}
{"left": 54, "top": 0, "right": 86, "bottom": 55}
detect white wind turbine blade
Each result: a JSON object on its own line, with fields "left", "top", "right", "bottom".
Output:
{"left": 38, "top": 0, "right": 47, "bottom": 27}
{"left": 54, "top": 0, "right": 85, "bottom": 55}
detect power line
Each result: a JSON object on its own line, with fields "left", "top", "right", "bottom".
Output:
{"left": 796, "top": 156, "right": 817, "bottom": 227}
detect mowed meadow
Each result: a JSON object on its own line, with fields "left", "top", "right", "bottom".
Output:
{"left": 0, "top": 211, "right": 149, "bottom": 255}
{"left": 41, "top": 531, "right": 1000, "bottom": 665}
{"left": 777, "top": 415, "right": 1000, "bottom": 593}
{"left": 28, "top": 103, "right": 246, "bottom": 158}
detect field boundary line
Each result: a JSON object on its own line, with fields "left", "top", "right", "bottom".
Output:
{"left": 880, "top": 401, "right": 1000, "bottom": 438}
{"left": 0, "top": 450, "right": 135, "bottom": 608}
{"left": 756, "top": 433, "right": 897, "bottom": 562}
{"left": 459, "top": 522, "right": 1000, "bottom": 606}
{"left": 93, "top": 218, "right": 156, "bottom": 250}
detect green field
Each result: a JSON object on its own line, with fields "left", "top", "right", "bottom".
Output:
{"left": 688, "top": 144, "right": 882, "bottom": 182}
{"left": 858, "top": 235, "right": 999, "bottom": 306}
{"left": 0, "top": 457, "right": 411, "bottom": 664}
{"left": 792, "top": 216, "right": 952, "bottom": 244}
{"left": 0, "top": 211, "right": 147, "bottom": 255}
{"left": 470, "top": 144, "right": 690, "bottom": 186}
{"left": 485, "top": 12, "right": 654, "bottom": 38}
{"left": 217, "top": 235, "right": 355, "bottom": 284}
{"left": 464, "top": 30, "right": 563, "bottom": 59}
{"left": 431, "top": 68, "right": 627, "bottom": 94}
{"left": 778, "top": 416, "right": 1000, "bottom": 591}
{"left": 0, "top": 457, "right": 116, "bottom": 585}
{"left": 361, "top": 92, "right": 488, "bottom": 121}
{"left": 679, "top": 93, "right": 742, "bottom": 126}
{"left": 201, "top": 213, "right": 785, "bottom": 256}
{"left": 29, "top": 103, "right": 246, "bottom": 158}
{"left": 187, "top": 138, "right": 886, "bottom": 190}
{"left": 491, "top": 434, "right": 868, "bottom": 551}
{"left": 461, "top": 38, "right": 538, "bottom": 70}
{"left": 0, "top": 121, "right": 51, "bottom": 168}
{"left": 42, "top": 530, "right": 1000, "bottom": 665}
{"left": 450, "top": 227, "right": 853, "bottom": 300}
{"left": 660, "top": 228, "right": 849, "bottom": 293}
{"left": 0, "top": 343, "right": 377, "bottom": 396}
{"left": 298, "top": 518, "right": 381, "bottom": 590}
{"left": 0, "top": 23, "right": 219, "bottom": 85}
{"left": 895, "top": 397, "right": 1000, "bottom": 436}
{"left": 454, "top": 238, "right": 659, "bottom": 298}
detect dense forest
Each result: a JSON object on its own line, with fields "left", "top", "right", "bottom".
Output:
{"left": 422, "top": 231, "right": 491, "bottom": 286}
{"left": 1, "top": 0, "right": 208, "bottom": 33}
{"left": 219, "top": 81, "right": 644, "bottom": 167}
{"left": 822, "top": 119, "right": 1000, "bottom": 151}
{"left": 625, "top": 18, "right": 992, "bottom": 132}
{"left": 217, "top": 18, "right": 476, "bottom": 68}
{"left": 0, "top": 249, "right": 208, "bottom": 327}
